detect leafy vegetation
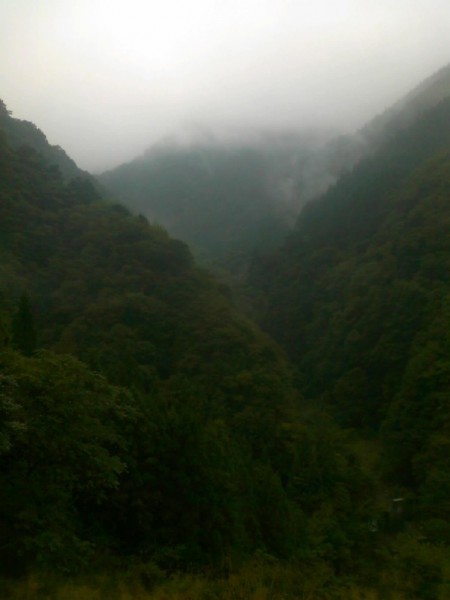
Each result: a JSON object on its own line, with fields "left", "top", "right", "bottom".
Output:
{"left": 0, "top": 103, "right": 379, "bottom": 596}
{"left": 250, "top": 98, "right": 450, "bottom": 583}
{"left": 2, "top": 71, "right": 450, "bottom": 599}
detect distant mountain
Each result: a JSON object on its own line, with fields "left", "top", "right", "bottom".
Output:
{"left": 98, "top": 131, "right": 336, "bottom": 272}
{"left": 99, "top": 64, "right": 450, "bottom": 275}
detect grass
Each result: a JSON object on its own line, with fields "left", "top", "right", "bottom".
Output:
{"left": 2, "top": 549, "right": 449, "bottom": 600}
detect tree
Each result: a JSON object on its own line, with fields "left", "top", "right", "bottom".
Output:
{"left": 0, "top": 99, "right": 12, "bottom": 118}
{"left": 12, "top": 293, "right": 36, "bottom": 356}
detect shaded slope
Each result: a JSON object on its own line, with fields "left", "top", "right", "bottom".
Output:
{"left": 99, "top": 140, "right": 295, "bottom": 271}
{"left": 0, "top": 117, "right": 371, "bottom": 575}
{"left": 250, "top": 98, "right": 450, "bottom": 542}
{"left": 252, "top": 98, "right": 450, "bottom": 413}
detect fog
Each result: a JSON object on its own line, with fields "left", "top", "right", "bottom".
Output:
{"left": 1, "top": 0, "right": 450, "bottom": 172}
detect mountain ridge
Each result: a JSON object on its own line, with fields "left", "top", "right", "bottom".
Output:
{"left": 1, "top": 63, "right": 450, "bottom": 596}
{"left": 0, "top": 99, "right": 91, "bottom": 181}
{"left": 98, "top": 63, "right": 450, "bottom": 274}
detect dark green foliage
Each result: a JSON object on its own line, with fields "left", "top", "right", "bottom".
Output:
{"left": 3, "top": 81, "right": 450, "bottom": 593}
{"left": 0, "top": 117, "right": 371, "bottom": 579}
{"left": 0, "top": 349, "right": 134, "bottom": 572}
{"left": 12, "top": 294, "right": 36, "bottom": 356}
{"left": 251, "top": 98, "right": 450, "bottom": 557}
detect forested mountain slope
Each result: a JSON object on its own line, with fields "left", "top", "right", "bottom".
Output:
{"left": 2, "top": 87, "right": 449, "bottom": 596}
{"left": 0, "top": 108, "right": 376, "bottom": 592}
{"left": 98, "top": 136, "right": 310, "bottom": 272}
{"left": 362, "top": 63, "right": 450, "bottom": 147}
{"left": 316, "top": 63, "right": 450, "bottom": 184}
{"left": 250, "top": 97, "right": 450, "bottom": 546}
{"left": 0, "top": 100, "right": 87, "bottom": 180}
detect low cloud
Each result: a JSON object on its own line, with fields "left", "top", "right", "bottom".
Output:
{"left": 1, "top": 0, "right": 450, "bottom": 171}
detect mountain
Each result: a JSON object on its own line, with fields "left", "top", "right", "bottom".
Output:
{"left": 0, "top": 99, "right": 89, "bottom": 181}
{"left": 362, "top": 63, "right": 450, "bottom": 145}
{"left": 98, "top": 131, "right": 337, "bottom": 273}
{"left": 284, "top": 63, "right": 450, "bottom": 212}
{"left": 0, "top": 103, "right": 374, "bottom": 591}
{"left": 2, "top": 64, "right": 450, "bottom": 596}
{"left": 99, "top": 64, "right": 450, "bottom": 278}
{"left": 250, "top": 90, "right": 450, "bottom": 551}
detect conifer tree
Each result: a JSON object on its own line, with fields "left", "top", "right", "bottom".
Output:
{"left": 12, "top": 293, "right": 36, "bottom": 356}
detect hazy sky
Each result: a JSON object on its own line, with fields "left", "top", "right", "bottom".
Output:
{"left": 1, "top": 0, "right": 450, "bottom": 172}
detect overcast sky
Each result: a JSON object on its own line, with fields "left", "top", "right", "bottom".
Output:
{"left": 1, "top": 0, "right": 450, "bottom": 172}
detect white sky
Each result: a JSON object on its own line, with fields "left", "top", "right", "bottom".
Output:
{"left": 1, "top": 0, "right": 450, "bottom": 172}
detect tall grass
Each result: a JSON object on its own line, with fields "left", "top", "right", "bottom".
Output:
{"left": 1, "top": 552, "right": 448, "bottom": 600}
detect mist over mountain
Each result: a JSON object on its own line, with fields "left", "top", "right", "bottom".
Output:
{"left": 98, "top": 65, "right": 450, "bottom": 274}
{"left": 2, "top": 58, "right": 450, "bottom": 598}
{"left": 98, "top": 129, "right": 337, "bottom": 272}
{"left": 291, "top": 62, "right": 450, "bottom": 207}
{"left": 3, "top": 0, "right": 450, "bottom": 171}
{"left": 363, "top": 62, "right": 450, "bottom": 143}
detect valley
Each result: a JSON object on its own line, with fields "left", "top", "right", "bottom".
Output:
{"left": 1, "top": 64, "right": 450, "bottom": 599}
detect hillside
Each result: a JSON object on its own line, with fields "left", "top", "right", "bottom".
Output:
{"left": 0, "top": 106, "right": 383, "bottom": 599}
{"left": 0, "top": 100, "right": 89, "bottom": 181}
{"left": 363, "top": 63, "right": 450, "bottom": 146}
{"left": 250, "top": 95, "right": 450, "bottom": 553}
{"left": 98, "top": 132, "right": 339, "bottom": 273}
{"left": 2, "top": 68, "right": 450, "bottom": 597}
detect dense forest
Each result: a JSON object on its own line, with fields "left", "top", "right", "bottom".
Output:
{"left": 249, "top": 96, "right": 450, "bottom": 590}
{"left": 1, "top": 65, "right": 450, "bottom": 599}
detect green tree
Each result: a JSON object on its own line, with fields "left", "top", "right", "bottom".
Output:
{"left": 12, "top": 293, "right": 36, "bottom": 356}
